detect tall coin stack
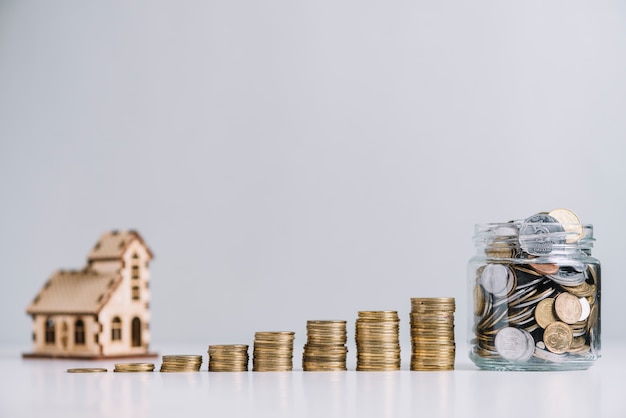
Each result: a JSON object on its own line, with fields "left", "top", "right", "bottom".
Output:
{"left": 355, "top": 311, "right": 401, "bottom": 371}
{"left": 302, "top": 320, "right": 348, "bottom": 371}
{"left": 252, "top": 331, "right": 295, "bottom": 371}
{"left": 208, "top": 345, "right": 249, "bottom": 372}
{"left": 409, "top": 298, "right": 456, "bottom": 371}
{"left": 159, "top": 354, "right": 203, "bottom": 372}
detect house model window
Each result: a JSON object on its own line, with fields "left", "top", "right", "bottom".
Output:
{"left": 45, "top": 318, "right": 55, "bottom": 344}
{"left": 24, "top": 230, "right": 156, "bottom": 359}
{"left": 74, "top": 319, "right": 85, "bottom": 345}
{"left": 111, "top": 317, "right": 122, "bottom": 341}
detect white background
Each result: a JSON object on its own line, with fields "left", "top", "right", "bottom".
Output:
{"left": 1, "top": 0, "right": 626, "bottom": 354}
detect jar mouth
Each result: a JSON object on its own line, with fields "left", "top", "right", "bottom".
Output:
{"left": 474, "top": 221, "right": 594, "bottom": 255}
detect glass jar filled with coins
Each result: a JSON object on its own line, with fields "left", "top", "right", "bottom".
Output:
{"left": 468, "top": 208, "right": 600, "bottom": 371}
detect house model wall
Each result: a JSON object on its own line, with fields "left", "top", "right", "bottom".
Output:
{"left": 24, "top": 230, "right": 156, "bottom": 359}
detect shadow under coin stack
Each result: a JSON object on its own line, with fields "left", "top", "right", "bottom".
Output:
{"left": 207, "top": 345, "right": 249, "bottom": 372}
{"left": 410, "top": 298, "right": 456, "bottom": 371}
{"left": 159, "top": 355, "right": 203, "bottom": 372}
{"left": 114, "top": 363, "right": 155, "bottom": 373}
{"left": 355, "top": 311, "right": 401, "bottom": 371}
{"left": 302, "top": 320, "right": 348, "bottom": 371}
{"left": 252, "top": 332, "right": 295, "bottom": 371}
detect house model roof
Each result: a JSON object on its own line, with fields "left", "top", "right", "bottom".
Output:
{"left": 27, "top": 229, "right": 153, "bottom": 316}
{"left": 27, "top": 269, "right": 121, "bottom": 315}
{"left": 88, "top": 230, "right": 153, "bottom": 261}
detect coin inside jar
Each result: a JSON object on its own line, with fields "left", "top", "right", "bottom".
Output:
{"left": 534, "top": 298, "right": 558, "bottom": 328}
{"left": 543, "top": 321, "right": 573, "bottom": 354}
{"left": 494, "top": 327, "right": 534, "bottom": 362}
{"left": 519, "top": 213, "right": 566, "bottom": 256}
{"left": 529, "top": 263, "right": 559, "bottom": 275}
{"left": 548, "top": 208, "right": 584, "bottom": 244}
{"left": 480, "top": 264, "right": 512, "bottom": 296}
{"left": 578, "top": 297, "right": 591, "bottom": 321}
{"left": 554, "top": 292, "right": 583, "bottom": 324}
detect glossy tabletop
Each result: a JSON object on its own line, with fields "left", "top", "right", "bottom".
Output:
{"left": 2, "top": 342, "right": 624, "bottom": 418}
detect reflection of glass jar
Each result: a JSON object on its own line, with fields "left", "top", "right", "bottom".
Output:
{"left": 468, "top": 211, "right": 601, "bottom": 371}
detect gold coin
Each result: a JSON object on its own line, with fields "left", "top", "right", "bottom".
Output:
{"left": 543, "top": 321, "right": 573, "bottom": 354}
{"left": 307, "top": 320, "right": 347, "bottom": 326}
{"left": 114, "top": 362, "right": 154, "bottom": 368}
{"left": 565, "top": 282, "right": 596, "bottom": 298}
{"left": 474, "top": 284, "right": 486, "bottom": 316}
{"left": 67, "top": 368, "right": 107, "bottom": 373}
{"left": 162, "top": 355, "right": 203, "bottom": 362}
{"left": 411, "top": 297, "right": 455, "bottom": 305}
{"left": 485, "top": 242, "right": 515, "bottom": 259}
{"left": 548, "top": 208, "right": 584, "bottom": 243}
{"left": 254, "top": 331, "right": 295, "bottom": 340}
{"left": 586, "top": 303, "right": 599, "bottom": 332}
{"left": 209, "top": 344, "right": 248, "bottom": 351}
{"left": 356, "top": 365, "right": 400, "bottom": 371}
{"left": 303, "top": 366, "right": 347, "bottom": 371}
{"left": 535, "top": 298, "right": 558, "bottom": 328}
{"left": 114, "top": 363, "right": 155, "bottom": 372}
{"left": 554, "top": 292, "right": 583, "bottom": 324}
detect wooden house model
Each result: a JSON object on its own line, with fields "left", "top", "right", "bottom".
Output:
{"left": 24, "top": 230, "right": 156, "bottom": 359}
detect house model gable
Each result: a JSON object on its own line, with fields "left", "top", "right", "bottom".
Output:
{"left": 24, "top": 230, "right": 156, "bottom": 359}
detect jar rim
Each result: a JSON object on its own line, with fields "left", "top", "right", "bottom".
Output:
{"left": 473, "top": 221, "right": 595, "bottom": 251}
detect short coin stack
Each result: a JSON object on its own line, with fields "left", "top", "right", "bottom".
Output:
{"left": 159, "top": 355, "right": 203, "bottom": 372}
{"left": 66, "top": 367, "right": 107, "bottom": 373}
{"left": 302, "top": 320, "right": 348, "bottom": 371}
{"left": 252, "top": 331, "right": 295, "bottom": 371}
{"left": 114, "top": 363, "right": 155, "bottom": 373}
{"left": 410, "top": 298, "right": 456, "bottom": 371}
{"left": 208, "top": 345, "right": 249, "bottom": 372}
{"left": 355, "top": 311, "right": 401, "bottom": 371}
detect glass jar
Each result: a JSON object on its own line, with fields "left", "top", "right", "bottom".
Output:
{"left": 468, "top": 212, "right": 601, "bottom": 371}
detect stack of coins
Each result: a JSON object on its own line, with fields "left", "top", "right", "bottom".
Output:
{"left": 208, "top": 345, "right": 249, "bottom": 372}
{"left": 159, "top": 355, "right": 203, "bottom": 372}
{"left": 114, "top": 363, "right": 155, "bottom": 372}
{"left": 410, "top": 298, "right": 456, "bottom": 371}
{"left": 252, "top": 331, "right": 295, "bottom": 371}
{"left": 302, "top": 320, "right": 348, "bottom": 371}
{"left": 355, "top": 311, "right": 401, "bottom": 371}
{"left": 66, "top": 367, "right": 107, "bottom": 373}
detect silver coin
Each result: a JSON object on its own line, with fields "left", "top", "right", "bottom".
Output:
{"left": 548, "top": 267, "right": 587, "bottom": 286}
{"left": 493, "top": 224, "right": 519, "bottom": 238}
{"left": 578, "top": 297, "right": 591, "bottom": 321}
{"left": 480, "top": 264, "right": 510, "bottom": 296}
{"left": 533, "top": 346, "right": 566, "bottom": 362}
{"left": 494, "top": 327, "right": 535, "bottom": 362}
{"left": 519, "top": 214, "right": 566, "bottom": 256}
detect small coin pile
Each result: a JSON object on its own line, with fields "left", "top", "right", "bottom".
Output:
{"left": 355, "top": 311, "right": 401, "bottom": 371}
{"left": 114, "top": 363, "right": 155, "bottom": 372}
{"left": 302, "top": 320, "right": 348, "bottom": 371}
{"left": 208, "top": 345, "right": 249, "bottom": 372}
{"left": 252, "top": 331, "right": 295, "bottom": 371}
{"left": 159, "top": 355, "right": 203, "bottom": 372}
{"left": 67, "top": 367, "right": 107, "bottom": 373}
{"left": 410, "top": 298, "right": 456, "bottom": 371}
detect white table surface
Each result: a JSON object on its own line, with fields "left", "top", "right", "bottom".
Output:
{"left": 2, "top": 341, "right": 625, "bottom": 418}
